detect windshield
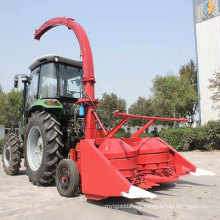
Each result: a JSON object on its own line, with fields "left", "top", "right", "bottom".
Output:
{"left": 39, "top": 63, "right": 58, "bottom": 98}
{"left": 59, "top": 63, "right": 83, "bottom": 98}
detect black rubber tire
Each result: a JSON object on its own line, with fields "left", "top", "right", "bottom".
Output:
{"left": 56, "top": 159, "right": 80, "bottom": 197}
{"left": 24, "top": 111, "right": 64, "bottom": 186}
{"left": 2, "top": 133, "right": 22, "bottom": 175}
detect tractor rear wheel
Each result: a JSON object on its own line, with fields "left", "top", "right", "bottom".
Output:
{"left": 24, "top": 111, "right": 64, "bottom": 186}
{"left": 56, "top": 159, "right": 80, "bottom": 197}
{"left": 2, "top": 133, "right": 22, "bottom": 175}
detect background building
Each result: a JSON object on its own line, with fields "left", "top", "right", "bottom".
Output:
{"left": 193, "top": 0, "right": 220, "bottom": 125}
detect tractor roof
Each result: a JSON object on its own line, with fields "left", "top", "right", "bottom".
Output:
{"left": 29, "top": 54, "right": 82, "bottom": 71}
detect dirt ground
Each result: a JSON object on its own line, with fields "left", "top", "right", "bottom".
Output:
{"left": 0, "top": 152, "right": 219, "bottom": 220}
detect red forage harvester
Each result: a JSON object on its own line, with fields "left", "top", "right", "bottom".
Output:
{"left": 34, "top": 17, "right": 215, "bottom": 200}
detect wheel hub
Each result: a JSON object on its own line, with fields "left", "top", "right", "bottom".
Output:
{"left": 6, "top": 148, "right": 10, "bottom": 161}
{"left": 59, "top": 168, "right": 70, "bottom": 190}
{"left": 27, "top": 126, "right": 44, "bottom": 171}
{"left": 3, "top": 143, "right": 11, "bottom": 167}
{"left": 35, "top": 136, "right": 43, "bottom": 163}
{"left": 62, "top": 176, "right": 67, "bottom": 181}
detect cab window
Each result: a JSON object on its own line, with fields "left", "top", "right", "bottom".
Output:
{"left": 26, "top": 67, "right": 40, "bottom": 108}
{"left": 39, "top": 63, "right": 58, "bottom": 98}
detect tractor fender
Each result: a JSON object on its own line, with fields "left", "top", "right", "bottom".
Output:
{"left": 27, "top": 99, "right": 63, "bottom": 121}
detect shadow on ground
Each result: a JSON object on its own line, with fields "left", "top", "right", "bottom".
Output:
{"left": 87, "top": 197, "right": 158, "bottom": 217}
{"left": 176, "top": 180, "right": 216, "bottom": 187}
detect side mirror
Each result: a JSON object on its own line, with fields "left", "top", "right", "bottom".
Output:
{"left": 21, "top": 75, "right": 30, "bottom": 84}
{"left": 14, "top": 76, "right": 18, "bottom": 88}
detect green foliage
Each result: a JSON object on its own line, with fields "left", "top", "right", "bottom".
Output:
{"left": 5, "top": 89, "right": 23, "bottom": 129}
{"left": 178, "top": 76, "right": 198, "bottom": 124}
{"left": 140, "top": 132, "right": 157, "bottom": 137}
{"left": 0, "top": 84, "right": 3, "bottom": 93}
{"left": 128, "top": 97, "right": 154, "bottom": 126}
{"left": 0, "top": 139, "right": 3, "bottom": 154}
{"left": 179, "top": 59, "right": 197, "bottom": 91}
{"left": 0, "top": 91, "right": 7, "bottom": 124}
{"left": 158, "top": 121, "right": 220, "bottom": 151}
{"left": 203, "top": 120, "right": 220, "bottom": 149}
{"left": 114, "top": 128, "right": 130, "bottom": 138}
{"left": 151, "top": 74, "right": 198, "bottom": 125}
{"left": 159, "top": 127, "right": 193, "bottom": 151}
{"left": 179, "top": 60, "right": 199, "bottom": 124}
{"left": 152, "top": 74, "right": 181, "bottom": 118}
{"left": 0, "top": 85, "right": 23, "bottom": 129}
{"left": 98, "top": 93, "right": 126, "bottom": 128}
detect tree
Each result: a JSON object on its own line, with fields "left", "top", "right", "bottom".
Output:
{"left": 151, "top": 74, "right": 198, "bottom": 125}
{"left": 0, "top": 84, "right": 3, "bottom": 94}
{"left": 179, "top": 59, "right": 197, "bottom": 91}
{"left": 178, "top": 76, "right": 199, "bottom": 124}
{"left": 179, "top": 60, "right": 199, "bottom": 121}
{"left": 128, "top": 97, "right": 154, "bottom": 126}
{"left": 5, "top": 89, "right": 23, "bottom": 129}
{"left": 0, "top": 84, "right": 7, "bottom": 125}
{"left": 98, "top": 93, "right": 126, "bottom": 128}
{"left": 208, "top": 72, "right": 220, "bottom": 110}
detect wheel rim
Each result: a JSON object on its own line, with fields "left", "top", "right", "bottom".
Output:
{"left": 27, "top": 126, "right": 44, "bottom": 171}
{"left": 3, "top": 142, "right": 11, "bottom": 167}
{"left": 59, "top": 167, "right": 70, "bottom": 190}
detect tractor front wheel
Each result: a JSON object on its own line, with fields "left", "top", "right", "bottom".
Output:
{"left": 56, "top": 159, "right": 80, "bottom": 197}
{"left": 2, "top": 133, "right": 22, "bottom": 175}
{"left": 24, "top": 111, "right": 64, "bottom": 185}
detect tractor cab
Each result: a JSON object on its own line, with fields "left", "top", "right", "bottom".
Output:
{"left": 17, "top": 55, "right": 85, "bottom": 148}
{"left": 27, "top": 55, "right": 83, "bottom": 109}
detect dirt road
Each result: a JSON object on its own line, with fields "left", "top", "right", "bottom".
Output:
{"left": 0, "top": 152, "right": 219, "bottom": 220}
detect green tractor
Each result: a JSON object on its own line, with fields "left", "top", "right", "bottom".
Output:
{"left": 2, "top": 55, "right": 84, "bottom": 187}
